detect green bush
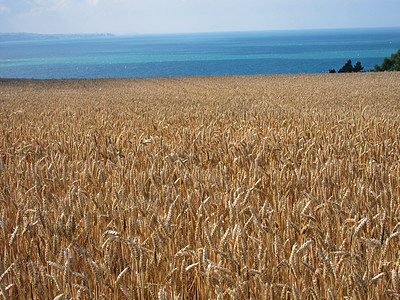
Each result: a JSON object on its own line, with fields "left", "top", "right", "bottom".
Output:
{"left": 331, "top": 48, "right": 400, "bottom": 73}
{"left": 329, "top": 60, "right": 364, "bottom": 73}
{"left": 373, "top": 48, "right": 400, "bottom": 72}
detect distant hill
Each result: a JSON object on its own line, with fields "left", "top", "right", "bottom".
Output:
{"left": 0, "top": 32, "right": 115, "bottom": 42}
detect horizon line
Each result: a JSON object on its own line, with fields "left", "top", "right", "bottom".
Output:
{"left": 1, "top": 25, "right": 400, "bottom": 37}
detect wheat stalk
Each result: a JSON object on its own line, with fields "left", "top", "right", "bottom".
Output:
{"left": 1, "top": 73, "right": 400, "bottom": 299}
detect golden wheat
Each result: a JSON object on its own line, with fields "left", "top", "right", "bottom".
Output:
{"left": 1, "top": 72, "right": 400, "bottom": 299}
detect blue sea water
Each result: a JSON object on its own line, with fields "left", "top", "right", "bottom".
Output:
{"left": 1, "top": 28, "right": 400, "bottom": 79}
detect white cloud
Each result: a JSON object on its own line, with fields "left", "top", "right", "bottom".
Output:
{"left": 86, "top": 0, "right": 100, "bottom": 5}
{"left": 1, "top": 0, "right": 399, "bottom": 34}
{"left": 0, "top": 4, "right": 10, "bottom": 13}
{"left": 21, "top": 0, "right": 70, "bottom": 13}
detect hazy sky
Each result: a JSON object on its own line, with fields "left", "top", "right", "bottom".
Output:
{"left": 1, "top": 0, "right": 399, "bottom": 34}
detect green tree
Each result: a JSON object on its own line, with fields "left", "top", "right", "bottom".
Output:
{"left": 372, "top": 48, "right": 400, "bottom": 71}
{"left": 336, "top": 60, "right": 364, "bottom": 73}
{"left": 382, "top": 57, "right": 394, "bottom": 71}
{"left": 353, "top": 61, "right": 364, "bottom": 72}
{"left": 338, "top": 60, "right": 354, "bottom": 73}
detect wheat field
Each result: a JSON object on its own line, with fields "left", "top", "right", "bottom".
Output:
{"left": 1, "top": 72, "right": 400, "bottom": 299}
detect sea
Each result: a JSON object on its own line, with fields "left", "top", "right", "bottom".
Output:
{"left": 1, "top": 27, "right": 400, "bottom": 79}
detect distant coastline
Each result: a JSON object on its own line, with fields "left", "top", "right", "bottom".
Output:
{"left": 2, "top": 26, "right": 400, "bottom": 41}
{"left": 0, "top": 32, "right": 115, "bottom": 42}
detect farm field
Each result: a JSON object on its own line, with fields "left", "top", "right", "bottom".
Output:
{"left": 1, "top": 72, "right": 400, "bottom": 299}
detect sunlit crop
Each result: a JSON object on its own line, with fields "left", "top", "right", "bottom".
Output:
{"left": 1, "top": 72, "right": 400, "bottom": 299}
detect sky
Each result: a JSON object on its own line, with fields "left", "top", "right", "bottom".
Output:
{"left": 0, "top": 0, "right": 400, "bottom": 35}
